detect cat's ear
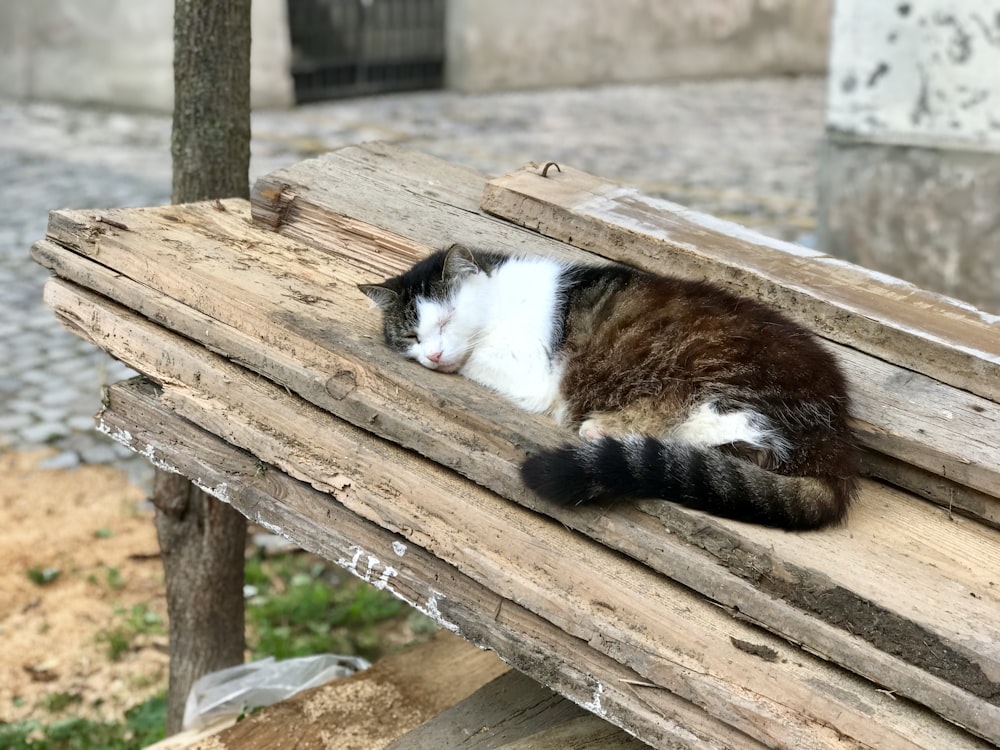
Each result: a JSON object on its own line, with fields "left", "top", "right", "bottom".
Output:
{"left": 443, "top": 244, "right": 480, "bottom": 280}
{"left": 358, "top": 283, "right": 398, "bottom": 310}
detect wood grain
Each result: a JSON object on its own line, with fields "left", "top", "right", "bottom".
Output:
{"left": 44, "top": 279, "right": 999, "bottom": 747}
{"left": 387, "top": 670, "right": 646, "bottom": 750}
{"left": 99, "top": 379, "right": 758, "bottom": 750}
{"left": 89, "top": 329, "right": 992, "bottom": 750}
{"left": 34, "top": 196, "right": 1000, "bottom": 727}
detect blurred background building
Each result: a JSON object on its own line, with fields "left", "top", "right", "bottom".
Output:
{"left": 0, "top": 0, "right": 830, "bottom": 109}
{"left": 0, "top": 0, "right": 997, "bottom": 313}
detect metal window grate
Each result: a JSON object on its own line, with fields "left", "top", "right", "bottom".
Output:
{"left": 288, "top": 0, "right": 446, "bottom": 102}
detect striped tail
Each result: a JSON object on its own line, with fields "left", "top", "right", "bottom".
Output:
{"left": 521, "top": 436, "right": 855, "bottom": 530}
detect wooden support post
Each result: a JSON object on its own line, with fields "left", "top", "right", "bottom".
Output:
{"left": 153, "top": 472, "right": 247, "bottom": 733}
{"left": 157, "top": 0, "right": 252, "bottom": 734}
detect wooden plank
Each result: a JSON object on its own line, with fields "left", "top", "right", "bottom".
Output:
{"left": 99, "top": 378, "right": 758, "bottom": 750}
{"left": 479, "top": 164, "right": 1000, "bottom": 404}
{"left": 495, "top": 717, "right": 649, "bottom": 750}
{"left": 388, "top": 670, "right": 647, "bottom": 749}
{"left": 149, "top": 630, "right": 510, "bottom": 750}
{"left": 33, "top": 207, "right": 1000, "bottom": 730}
{"left": 46, "top": 280, "right": 998, "bottom": 748}
{"left": 243, "top": 144, "right": 1000, "bottom": 517}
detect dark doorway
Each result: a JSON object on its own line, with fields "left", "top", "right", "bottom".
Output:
{"left": 287, "top": 0, "right": 446, "bottom": 102}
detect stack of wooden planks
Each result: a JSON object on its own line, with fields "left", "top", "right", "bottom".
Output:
{"left": 32, "top": 142, "right": 1000, "bottom": 749}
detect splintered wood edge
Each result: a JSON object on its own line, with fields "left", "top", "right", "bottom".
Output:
{"left": 480, "top": 166, "right": 1000, "bottom": 404}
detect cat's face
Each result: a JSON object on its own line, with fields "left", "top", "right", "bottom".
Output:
{"left": 359, "top": 246, "right": 486, "bottom": 373}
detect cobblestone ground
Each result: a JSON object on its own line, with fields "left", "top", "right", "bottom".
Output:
{"left": 0, "top": 76, "right": 827, "bottom": 486}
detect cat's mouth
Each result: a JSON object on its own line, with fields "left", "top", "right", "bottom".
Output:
{"left": 433, "top": 360, "right": 461, "bottom": 374}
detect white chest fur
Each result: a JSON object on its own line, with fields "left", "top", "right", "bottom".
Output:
{"left": 456, "top": 257, "right": 566, "bottom": 414}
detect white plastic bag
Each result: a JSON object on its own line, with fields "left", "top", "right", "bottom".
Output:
{"left": 182, "top": 653, "right": 370, "bottom": 730}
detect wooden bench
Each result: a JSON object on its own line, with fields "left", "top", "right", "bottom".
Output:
{"left": 32, "top": 142, "right": 1000, "bottom": 749}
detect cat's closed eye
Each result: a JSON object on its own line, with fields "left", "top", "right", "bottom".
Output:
{"left": 403, "top": 333, "right": 419, "bottom": 343}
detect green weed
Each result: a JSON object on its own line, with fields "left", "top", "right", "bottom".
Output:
{"left": 42, "top": 692, "right": 83, "bottom": 713}
{"left": 245, "top": 552, "right": 423, "bottom": 661}
{"left": 97, "top": 603, "right": 164, "bottom": 661}
{"left": 0, "top": 693, "right": 165, "bottom": 750}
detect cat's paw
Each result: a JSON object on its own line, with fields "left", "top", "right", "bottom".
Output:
{"left": 578, "top": 418, "right": 610, "bottom": 441}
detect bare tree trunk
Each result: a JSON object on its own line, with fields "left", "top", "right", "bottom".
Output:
{"left": 172, "top": 0, "right": 252, "bottom": 202}
{"left": 154, "top": 472, "right": 247, "bottom": 734}
{"left": 155, "top": 0, "right": 252, "bottom": 734}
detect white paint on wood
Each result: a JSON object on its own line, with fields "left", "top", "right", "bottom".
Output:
{"left": 338, "top": 544, "right": 462, "bottom": 635}
{"left": 252, "top": 517, "right": 284, "bottom": 537}
{"left": 578, "top": 187, "right": 1000, "bottom": 335}
{"left": 97, "top": 418, "right": 181, "bottom": 476}
{"left": 581, "top": 682, "right": 606, "bottom": 718}
{"left": 579, "top": 186, "right": 826, "bottom": 260}
{"left": 423, "top": 592, "right": 462, "bottom": 636}
{"left": 392, "top": 541, "right": 408, "bottom": 557}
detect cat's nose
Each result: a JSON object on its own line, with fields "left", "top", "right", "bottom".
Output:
{"left": 427, "top": 351, "right": 442, "bottom": 364}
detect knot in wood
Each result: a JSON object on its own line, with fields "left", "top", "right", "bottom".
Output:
{"left": 325, "top": 369, "right": 357, "bottom": 400}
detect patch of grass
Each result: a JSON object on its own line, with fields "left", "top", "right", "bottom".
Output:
{"left": 105, "top": 567, "right": 126, "bottom": 591}
{"left": 245, "top": 552, "right": 419, "bottom": 661}
{"left": 12, "top": 550, "right": 435, "bottom": 749}
{"left": 85, "top": 565, "right": 127, "bottom": 591}
{"left": 0, "top": 693, "right": 165, "bottom": 750}
{"left": 96, "top": 603, "right": 164, "bottom": 661}
{"left": 42, "top": 692, "right": 83, "bottom": 713}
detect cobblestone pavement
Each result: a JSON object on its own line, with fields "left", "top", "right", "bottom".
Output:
{"left": 0, "top": 76, "right": 827, "bottom": 486}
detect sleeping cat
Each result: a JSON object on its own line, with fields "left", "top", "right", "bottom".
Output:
{"left": 359, "top": 244, "right": 859, "bottom": 530}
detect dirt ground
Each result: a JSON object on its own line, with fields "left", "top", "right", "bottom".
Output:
{"left": 0, "top": 448, "right": 168, "bottom": 725}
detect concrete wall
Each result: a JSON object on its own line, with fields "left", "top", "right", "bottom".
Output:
{"left": 445, "top": 0, "right": 832, "bottom": 92}
{"left": 825, "top": 1, "right": 1000, "bottom": 152}
{"left": 818, "top": 0, "right": 1000, "bottom": 313}
{"left": 0, "top": 0, "right": 293, "bottom": 111}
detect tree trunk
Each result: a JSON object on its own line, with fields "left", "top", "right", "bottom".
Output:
{"left": 172, "top": 0, "right": 252, "bottom": 203}
{"left": 154, "top": 472, "right": 248, "bottom": 734}
{"left": 156, "top": 0, "right": 252, "bottom": 734}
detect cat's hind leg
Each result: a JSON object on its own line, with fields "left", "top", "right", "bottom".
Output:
{"left": 577, "top": 397, "right": 690, "bottom": 441}
{"left": 671, "top": 400, "right": 792, "bottom": 465}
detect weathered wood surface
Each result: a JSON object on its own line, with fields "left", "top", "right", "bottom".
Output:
{"left": 98, "top": 379, "right": 753, "bottom": 750}
{"left": 388, "top": 670, "right": 647, "bottom": 749}
{"left": 36, "top": 203, "right": 998, "bottom": 696}
{"left": 32, "top": 144, "right": 1000, "bottom": 746}
{"left": 85, "top": 338, "right": 988, "bottom": 750}
{"left": 148, "top": 630, "right": 509, "bottom": 750}
{"left": 480, "top": 163, "right": 1000, "bottom": 404}
{"left": 32, "top": 191, "right": 1000, "bottom": 741}
{"left": 38, "top": 266, "right": 1000, "bottom": 747}
{"left": 248, "top": 144, "right": 1000, "bottom": 527}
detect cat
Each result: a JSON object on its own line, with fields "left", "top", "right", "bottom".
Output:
{"left": 359, "top": 244, "right": 859, "bottom": 530}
